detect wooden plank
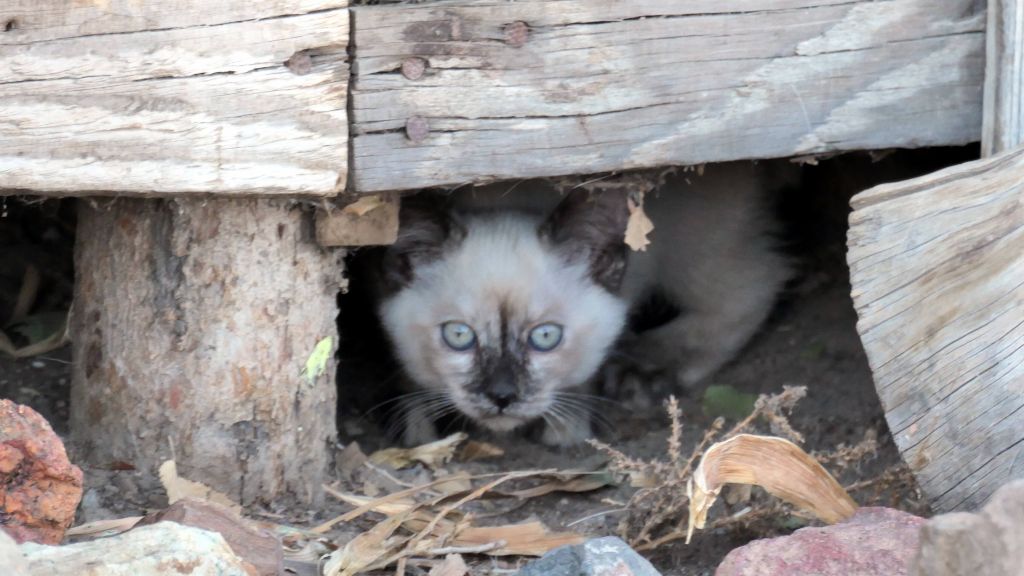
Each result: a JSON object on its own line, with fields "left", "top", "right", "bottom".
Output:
{"left": 0, "top": 1, "right": 349, "bottom": 197}
{"left": 847, "top": 146, "right": 1024, "bottom": 512}
{"left": 983, "top": 0, "right": 1024, "bottom": 156}
{"left": 350, "top": 0, "right": 985, "bottom": 193}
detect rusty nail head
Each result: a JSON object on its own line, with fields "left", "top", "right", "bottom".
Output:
{"left": 504, "top": 21, "right": 529, "bottom": 47}
{"left": 406, "top": 116, "right": 429, "bottom": 143}
{"left": 401, "top": 57, "right": 427, "bottom": 80}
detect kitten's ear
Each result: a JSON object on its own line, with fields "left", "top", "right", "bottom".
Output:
{"left": 381, "top": 193, "right": 463, "bottom": 291}
{"left": 541, "top": 189, "right": 630, "bottom": 292}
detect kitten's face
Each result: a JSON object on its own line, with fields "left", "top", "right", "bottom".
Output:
{"left": 380, "top": 192, "right": 628, "bottom": 433}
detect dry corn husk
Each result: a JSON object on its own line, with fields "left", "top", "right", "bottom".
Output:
{"left": 369, "top": 433, "right": 467, "bottom": 470}
{"left": 687, "top": 434, "right": 857, "bottom": 543}
{"left": 158, "top": 460, "right": 242, "bottom": 514}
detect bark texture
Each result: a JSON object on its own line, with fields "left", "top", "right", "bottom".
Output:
{"left": 71, "top": 198, "right": 343, "bottom": 504}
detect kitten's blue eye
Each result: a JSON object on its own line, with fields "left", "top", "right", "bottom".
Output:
{"left": 528, "top": 323, "right": 563, "bottom": 351}
{"left": 441, "top": 321, "right": 476, "bottom": 351}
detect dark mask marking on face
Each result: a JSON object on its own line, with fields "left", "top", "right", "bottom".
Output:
{"left": 473, "top": 300, "right": 531, "bottom": 412}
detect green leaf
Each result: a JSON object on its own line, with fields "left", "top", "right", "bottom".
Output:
{"left": 301, "top": 336, "right": 334, "bottom": 384}
{"left": 701, "top": 384, "right": 757, "bottom": 421}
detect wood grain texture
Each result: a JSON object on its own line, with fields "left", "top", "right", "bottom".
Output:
{"left": 350, "top": 0, "right": 985, "bottom": 192}
{"left": 848, "top": 146, "right": 1024, "bottom": 512}
{"left": 0, "top": 1, "right": 349, "bottom": 196}
{"left": 983, "top": 0, "right": 1024, "bottom": 155}
{"left": 71, "top": 199, "right": 343, "bottom": 505}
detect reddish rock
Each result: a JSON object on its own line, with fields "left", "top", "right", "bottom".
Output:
{"left": 0, "top": 399, "right": 83, "bottom": 544}
{"left": 715, "top": 507, "right": 925, "bottom": 576}
{"left": 135, "top": 498, "right": 282, "bottom": 576}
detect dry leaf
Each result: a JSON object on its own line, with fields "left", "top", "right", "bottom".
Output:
{"left": 342, "top": 195, "right": 386, "bottom": 217}
{"left": 322, "top": 513, "right": 410, "bottom": 576}
{"left": 319, "top": 467, "right": 588, "bottom": 573}
{"left": 624, "top": 195, "right": 654, "bottom": 251}
{"left": 506, "top": 472, "right": 614, "bottom": 499}
{"left": 433, "top": 474, "right": 474, "bottom": 496}
{"left": 687, "top": 434, "right": 857, "bottom": 543}
{"left": 65, "top": 517, "right": 143, "bottom": 539}
{"left": 458, "top": 440, "right": 505, "bottom": 462}
{"left": 158, "top": 460, "right": 242, "bottom": 514}
{"left": 428, "top": 554, "right": 468, "bottom": 576}
{"left": 370, "top": 433, "right": 468, "bottom": 470}
{"left": 454, "top": 521, "right": 584, "bottom": 556}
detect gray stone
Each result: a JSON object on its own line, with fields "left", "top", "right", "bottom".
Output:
{"left": 516, "top": 536, "right": 661, "bottom": 576}
{"left": 913, "top": 478, "right": 1024, "bottom": 576}
{"left": 0, "top": 530, "right": 30, "bottom": 576}
{"left": 20, "top": 522, "right": 256, "bottom": 575}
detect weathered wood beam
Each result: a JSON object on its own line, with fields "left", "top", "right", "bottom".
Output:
{"left": 848, "top": 146, "right": 1024, "bottom": 512}
{"left": 983, "top": 0, "right": 1024, "bottom": 155}
{"left": 350, "top": 0, "right": 985, "bottom": 192}
{"left": 0, "top": 1, "right": 349, "bottom": 197}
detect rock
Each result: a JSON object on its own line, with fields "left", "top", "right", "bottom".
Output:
{"left": 913, "top": 478, "right": 1024, "bottom": 575}
{"left": 134, "top": 497, "right": 282, "bottom": 576}
{"left": 516, "top": 536, "right": 662, "bottom": 576}
{"left": 20, "top": 521, "right": 258, "bottom": 575}
{"left": 0, "top": 529, "right": 30, "bottom": 576}
{"left": 715, "top": 507, "right": 925, "bottom": 576}
{"left": 0, "top": 399, "right": 83, "bottom": 544}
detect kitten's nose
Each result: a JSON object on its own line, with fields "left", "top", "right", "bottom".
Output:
{"left": 486, "top": 380, "right": 518, "bottom": 410}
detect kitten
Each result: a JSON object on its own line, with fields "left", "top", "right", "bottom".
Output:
{"left": 618, "top": 162, "right": 794, "bottom": 385}
{"left": 377, "top": 190, "right": 630, "bottom": 446}
{"left": 376, "top": 161, "right": 793, "bottom": 446}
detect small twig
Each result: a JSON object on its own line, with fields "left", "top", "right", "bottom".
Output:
{"left": 364, "top": 460, "right": 423, "bottom": 490}
{"left": 666, "top": 396, "right": 683, "bottom": 467}
{"left": 567, "top": 508, "right": 628, "bottom": 528}
{"left": 428, "top": 540, "right": 506, "bottom": 555}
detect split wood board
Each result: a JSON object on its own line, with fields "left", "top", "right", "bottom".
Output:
{"left": 350, "top": 0, "right": 986, "bottom": 192}
{"left": 848, "top": 145, "right": 1024, "bottom": 512}
{"left": 0, "top": 1, "right": 349, "bottom": 197}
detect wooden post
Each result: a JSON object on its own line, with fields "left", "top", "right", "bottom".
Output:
{"left": 983, "top": 0, "right": 1024, "bottom": 155}
{"left": 70, "top": 199, "right": 343, "bottom": 505}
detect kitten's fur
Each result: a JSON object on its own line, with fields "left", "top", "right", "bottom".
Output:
{"left": 377, "top": 162, "right": 793, "bottom": 446}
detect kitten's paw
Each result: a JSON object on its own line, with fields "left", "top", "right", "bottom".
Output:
{"left": 540, "top": 418, "right": 593, "bottom": 447}
{"left": 601, "top": 361, "right": 675, "bottom": 409}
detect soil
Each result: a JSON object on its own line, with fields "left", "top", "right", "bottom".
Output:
{"left": 0, "top": 147, "right": 977, "bottom": 575}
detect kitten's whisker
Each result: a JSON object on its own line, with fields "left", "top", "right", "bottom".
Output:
{"left": 557, "top": 391, "right": 623, "bottom": 407}
{"left": 367, "top": 390, "right": 445, "bottom": 416}
{"left": 551, "top": 396, "right": 615, "bottom": 436}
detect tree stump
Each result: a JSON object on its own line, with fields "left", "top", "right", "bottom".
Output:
{"left": 70, "top": 198, "right": 343, "bottom": 505}
{"left": 847, "top": 146, "right": 1024, "bottom": 512}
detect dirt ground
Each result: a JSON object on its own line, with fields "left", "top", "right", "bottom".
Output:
{"left": 0, "top": 147, "right": 976, "bottom": 575}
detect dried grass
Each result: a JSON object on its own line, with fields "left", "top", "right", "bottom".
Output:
{"left": 588, "top": 385, "right": 864, "bottom": 550}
